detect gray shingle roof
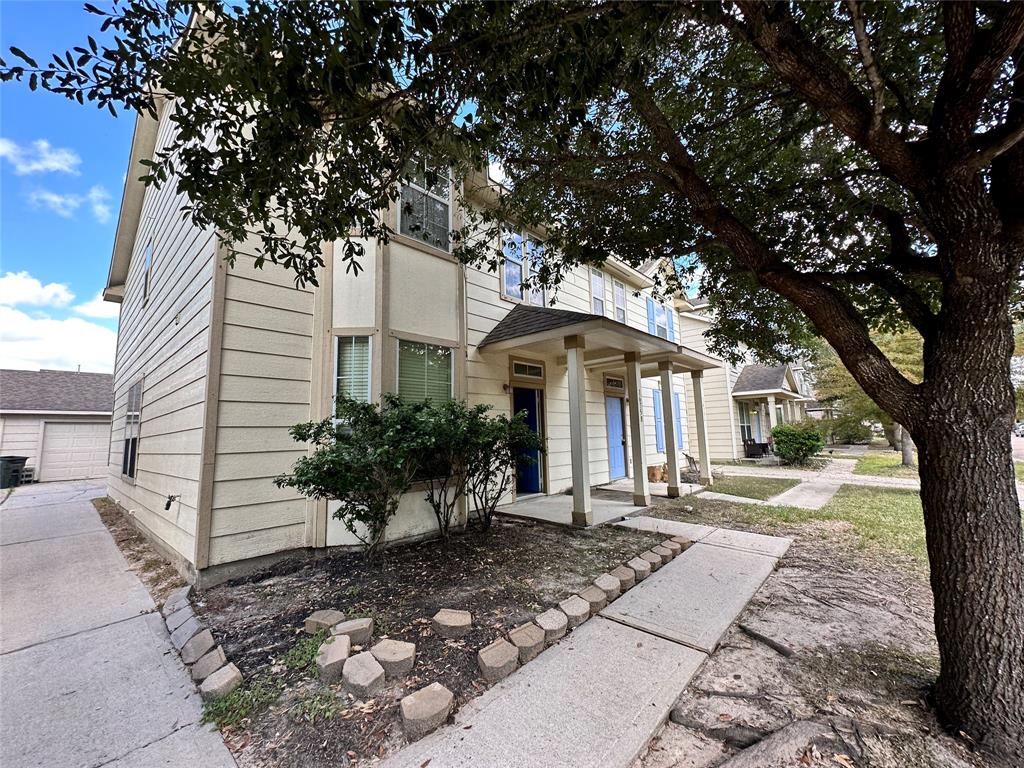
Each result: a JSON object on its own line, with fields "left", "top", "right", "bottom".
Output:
{"left": 479, "top": 305, "right": 600, "bottom": 347}
{"left": 0, "top": 369, "right": 114, "bottom": 413}
{"left": 732, "top": 364, "right": 789, "bottom": 394}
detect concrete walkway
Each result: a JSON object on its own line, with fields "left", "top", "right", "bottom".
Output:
{"left": 713, "top": 457, "right": 923, "bottom": 489}
{"left": 382, "top": 522, "right": 789, "bottom": 768}
{"left": 0, "top": 481, "right": 235, "bottom": 768}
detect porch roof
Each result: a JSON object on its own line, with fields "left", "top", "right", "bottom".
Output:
{"left": 731, "top": 364, "right": 811, "bottom": 401}
{"left": 478, "top": 304, "right": 719, "bottom": 373}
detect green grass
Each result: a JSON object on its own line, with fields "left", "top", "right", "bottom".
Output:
{"left": 202, "top": 676, "right": 283, "bottom": 728}
{"left": 709, "top": 475, "right": 800, "bottom": 500}
{"left": 281, "top": 629, "right": 327, "bottom": 674}
{"left": 1015, "top": 462, "right": 1024, "bottom": 482}
{"left": 288, "top": 689, "right": 343, "bottom": 723}
{"left": 853, "top": 452, "right": 919, "bottom": 479}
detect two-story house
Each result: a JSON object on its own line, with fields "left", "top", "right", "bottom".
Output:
{"left": 101, "top": 104, "right": 721, "bottom": 585}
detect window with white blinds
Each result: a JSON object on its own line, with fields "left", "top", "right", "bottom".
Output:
{"left": 397, "top": 340, "right": 453, "bottom": 402}
{"left": 336, "top": 336, "right": 371, "bottom": 403}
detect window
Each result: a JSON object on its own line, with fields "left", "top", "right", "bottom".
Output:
{"left": 142, "top": 240, "right": 153, "bottom": 304}
{"left": 613, "top": 280, "right": 627, "bottom": 323}
{"left": 501, "top": 228, "right": 546, "bottom": 306}
{"left": 776, "top": 405, "right": 785, "bottom": 425}
{"left": 397, "top": 340, "right": 453, "bottom": 402}
{"left": 335, "top": 336, "right": 371, "bottom": 404}
{"left": 122, "top": 380, "right": 143, "bottom": 479}
{"left": 605, "top": 375, "right": 625, "bottom": 391}
{"left": 399, "top": 163, "right": 451, "bottom": 250}
{"left": 591, "top": 269, "right": 606, "bottom": 315}
{"left": 738, "top": 403, "right": 753, "bottom": 442}
{"left": 512, "top": 360, "right": 544, "bottom": 380}
{"left": 646, "top": 297, "right": 674, "bottom": 340}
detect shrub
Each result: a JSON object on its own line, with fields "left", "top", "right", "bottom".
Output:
{"left": 417, "top": 400, "right": 484, "bottom": 542}
{"left": 275, "top": 394, "right": 428, "bottom": 560}
{"left": 771, "top": 422, "right": 824, "bottom": 465}
{"left": 467, "top": 410, "right": 544, "bottom": 530}
{"left": 826, "top": 415, "right": 873, "bottom": 444}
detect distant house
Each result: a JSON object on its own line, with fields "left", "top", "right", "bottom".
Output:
{"left": 0, "top": 369, "right": 113, "bottom": 481}
{"left": 100, "top": 104, "right": 723, "bottom": 586}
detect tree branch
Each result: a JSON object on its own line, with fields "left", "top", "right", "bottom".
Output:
{"left": 626, "top": 81, "right": 922, "bottom": 425}
{"left": 846, "top": 0, "right": 886, "bottom": 136}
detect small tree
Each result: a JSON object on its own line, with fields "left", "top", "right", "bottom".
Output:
{"left": 275, "top": 395, "right": 427, "bottom": 560}
{"left": 467, "top": 410, "right": 544, "bottom": 531}
{"left": 418, "top": 400, "right": 485, "bottom": 542}
{"left": 771, "top": 423, "right": 824, "bottom": 466}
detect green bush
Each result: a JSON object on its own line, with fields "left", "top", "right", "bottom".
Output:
{"left": 825, "top": 415, "right": 873, "bottom": 444}
{"left": 771, "top": 422, "right": 824, "bottom": 465}
{"left": 275, "top": 394, "right": 429, "bottom": 560}
{"left": 467, "top": 409, "right": 544, "bottom": 530}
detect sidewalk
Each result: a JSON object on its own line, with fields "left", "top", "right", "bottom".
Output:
{"left": 381, "top": 519, "right": 789, "bottom": 768}
{"left": 0, "top": 481, "right": 235, "bottom": 768}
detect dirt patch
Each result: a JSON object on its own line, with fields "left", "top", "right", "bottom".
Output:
{"left": 195, "top": 515, "right": 663, "bottom": 767}
{"left": 91, "top": 497, "right": 185, "bottom": 606}
{"left": 634, "top": 498, "right": 987, "bottom": 768}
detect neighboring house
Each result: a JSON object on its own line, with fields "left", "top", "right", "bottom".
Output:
{"left": 0, "top": 369, "right": 113, "bottom": 481}
{"left": 676, "top": 296, "right": 814, "bottom": 460}
{"left": 101, "top": 104, "right": 722, "bottom": 585}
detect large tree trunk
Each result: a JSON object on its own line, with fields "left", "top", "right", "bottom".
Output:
{"left": 909, "top": 259, "right": 1024, "bottom": 761}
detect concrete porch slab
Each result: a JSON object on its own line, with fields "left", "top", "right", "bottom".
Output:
{"left": 498, "top": 494, "right": 643, "bottom": 526}
{"left": 600, "top": 543, "right": 778, "bottom": 653}
{"left": 380, "top": 617, "right": 707, "bottom": 768}
{"left": 600, "top": 479, "right": 704, "bottom": 498}
{"left": 616, "top": 516, "right": 717, "bottom": 542}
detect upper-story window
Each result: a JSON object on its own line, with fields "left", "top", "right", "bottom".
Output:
{"left": 646, "top": 297, "right": 674, "bottom": 340}
{"left": 142, "top": 240, "right": 153, "bottom": 304}
{"left": 613, "top": 280, "right": 627, "bottom": 323}
{"left": 590, "top": 269, "right": 606, "bottom": 315}
{"left": 501, "top": 228, "right": 545, "bottom": 306}
{"left": 399, "top": 163, "right": 451, "bottom": 251}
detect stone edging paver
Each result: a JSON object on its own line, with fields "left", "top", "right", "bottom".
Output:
{"left": 160, "top": 585, "right": 243, "bottom": 700}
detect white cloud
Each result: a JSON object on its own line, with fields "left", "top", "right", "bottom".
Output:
{"left": 0, "top": 271, "right": 75, "bottom": 307}
{"left": 0, "top": 305, "right": 116, "bottom": 373}
{"left": 0, "top": 138, "right": 81, "bottom": 175}
{"left": 27, "top": 185, "right": 113, "bottom": 223}
{"left": 87, "top": 185, "right": 112, "bottom": 223}
{"left": 73, "top": 291, "right": 121, "bottom": 319}
{"left": 28, "top": 189, "right": 82, "bottom": 218}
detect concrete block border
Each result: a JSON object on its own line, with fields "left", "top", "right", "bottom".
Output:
{"left": 160, "top": 584, "right": 241, "bottom": 699}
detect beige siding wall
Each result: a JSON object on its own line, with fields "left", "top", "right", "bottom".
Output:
{"left": 206, "top": 247, "right": 315, "bottom": 566}
{"left": 0, "top": 415, "right": 44, "bottom": 466}
{"left": 677, "top": 314, "right": 741, "bottom": 460}
{"left": 107, "top": 103, "right": 217, "bottom": 565}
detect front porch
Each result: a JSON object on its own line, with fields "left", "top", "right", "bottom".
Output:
{"left": 479, "top": 305, "right": 721, "bottom": 528}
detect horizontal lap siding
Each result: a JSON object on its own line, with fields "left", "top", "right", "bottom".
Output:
{"left": 678, "top": 317, "right": 739, "bottom": 460}
{"left": 0, "top": 416, "right": 43, "bottom": 466}
{"left": 107, "top": 102, "right": 216, "bottom": 564}
{"left": 207, "top": 255, "right": 314, "bottom": 566}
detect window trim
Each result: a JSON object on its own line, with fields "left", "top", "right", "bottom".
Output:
{"left": 333, "top": 334, "right": 372, "bottom": 407}
{"left": 395, "top": 337, "right": 455, "bottom": 402}
{"left": 511, "top": 359, "right": 545, "bottom": 381}
{"left": 590, "top": 268, "right": 606, "bottom": 316}
{"left": 397, "top": 165, "right": 453, "bottom": 253}
{"left": 613, "top": 279, "right": 627, "bottom": 323}
{"left": 500, "top": 227, "right": 546, "bottom": 307}
{"left": 121, "top": 378, "right": 144, "bottom": 482}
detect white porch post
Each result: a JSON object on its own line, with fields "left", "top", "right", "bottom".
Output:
{"left": 625, "top": 352, "right": 650, "bottom": 506}
{"left": 690, "top": 370, "right": 713, "bottom": 486}
{"left": 565, "top": 335, "right": 592, "bottom": 526}
{"left": 767, "top": 394, "right": 779, "bottom": 430}
{"left": 659, "top": 362, "right": 680, "bottom": 498}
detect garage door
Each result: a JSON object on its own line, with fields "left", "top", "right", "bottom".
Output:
{"left": 39, "top": 422, "right": 110, "bottom": 481}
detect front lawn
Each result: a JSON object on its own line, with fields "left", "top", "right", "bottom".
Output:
{"left": 707, "top": 475, "right": 799, "bottom": 500}
{"left": 854, "top": 451, "right": 920, "bottom": 478}
{"left": 1015, "top": 461, "right": 1024, "bottom": 482}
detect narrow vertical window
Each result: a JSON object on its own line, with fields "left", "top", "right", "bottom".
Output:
{"left": 142, "top": 240, "right": 153, "bottom": 304}
{"left": 502, "top": 229, "right": 524, "bottom": 301}
{"left": 399, "top": 163, "right": 451, "bottom": 250}
{"left": 335, "top": 336, "right": 371, "bottom": 404}
{"left": 122, "top": 379, "right": 143, "bottom": 479}
{"left": 591, "top": 269, "right": 606, "bottom": 315}
{"left": 613, "top": 280, "right": 627, "bottom": 323}
{"left": 526, "top": 236, "right": 545, "bottom": 306}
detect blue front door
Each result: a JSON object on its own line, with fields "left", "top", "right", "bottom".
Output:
{"left": 606, "top": 396, "right": 627, "bottom": 480}
{"left": 512, "top": 387, "right": 543, "bottom": 493}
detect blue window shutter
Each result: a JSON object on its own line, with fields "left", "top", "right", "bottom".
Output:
{"left": 667, "top": 309, "right": 675, "bottom": 342}
{"left": 673, "top": 392, "right": 685, "bottom": 447}
{"left": 653, "top": 389, "right": 665, "bottom": 452}
{"left": 646, "top": 297, "right": 656, "bottom": 335}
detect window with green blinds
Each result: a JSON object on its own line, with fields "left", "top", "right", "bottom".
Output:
{"left": 397, "top": 340, "right": 452, "bottom": 402}
{"left": 336, "top": 336, "right": 371, "bottom": 403}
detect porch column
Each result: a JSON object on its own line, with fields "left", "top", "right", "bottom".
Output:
{"left": 565, "top": 335, "right": 592, "bottom": 526}
{"left": 625, "top": 352, "right": 650, "bottom": 506}
{"left": 659, "top": 362, "right": 681, "bottom": 498}
{"left": 767, "top": 394, "right": 779, "bottom": 430}
{"left": 690, "top": 370, "right": 713, "bottom": 486}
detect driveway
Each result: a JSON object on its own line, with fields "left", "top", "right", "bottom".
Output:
{"left": 0, "top": 480, "right": 235, "bottom": 768}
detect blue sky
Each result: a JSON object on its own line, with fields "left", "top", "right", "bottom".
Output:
{"left": 1, "top": 1, "right": 134, "bottom": 372}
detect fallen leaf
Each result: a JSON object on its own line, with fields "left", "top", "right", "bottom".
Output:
{"left": 718, "top": 713, "right": 733, "bottom": 722}
{"left": 833, "top": 755, "right": 856, "bottom": 768}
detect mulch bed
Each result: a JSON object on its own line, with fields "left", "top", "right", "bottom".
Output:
{"left": 194, "top": 514, "right": 663, "bottom": 767}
